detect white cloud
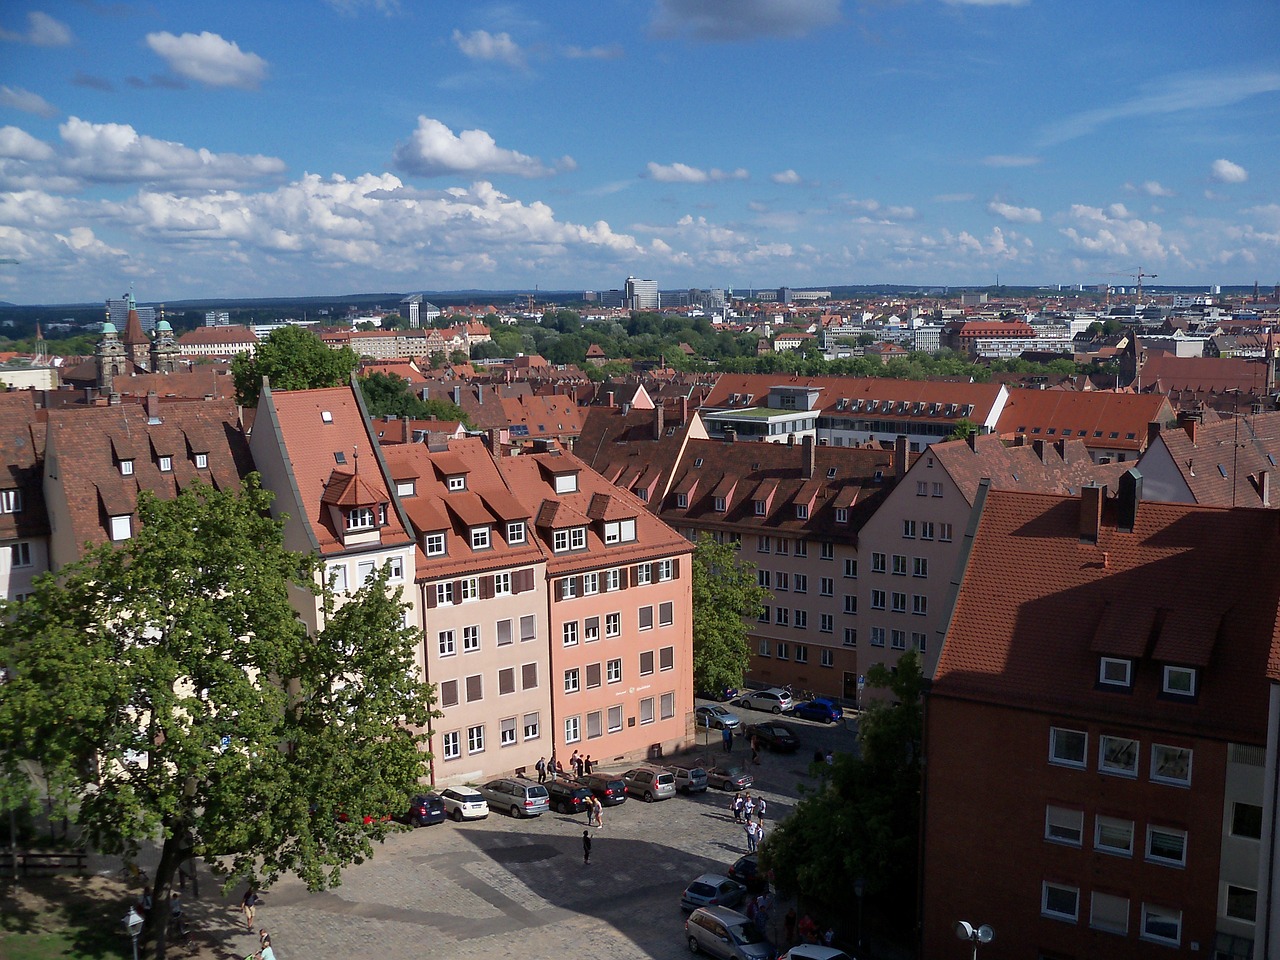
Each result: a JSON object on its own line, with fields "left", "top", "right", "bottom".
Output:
{"left": 1211, "top": 158, "right": 1248, "bottom": 183}
{"left": 0, "top": 85, "right": 57, "bottom": 118}
{"left": 644, "top": 162, "right": 748, "bottom": 183}
{"left": 771, "top": 169, "right": 803, "bottom": 185}
{"left": 452, "top": 29, "right": 525, "bottom": 68}
{"left": 651, "top": 0, "right": 840, "bottom": 41}
{"left": 145, "top": 32, "right": 269, "bottom": 90}
{"left": 1060, "top": 204, "right": 1171, "bottom": 261}
{"left": 0, "top": 11, "right": 72, "bottom": 46}
{"left": 982, "top": 154, "right": 1041, "bottom": 167}
{"left": 987, "top": 200, "right": 1042, "bottom": 223}
{"left": 1124, "top": 179, "right": 1174, "bottom": 197}
{"left": 392, "top": 116, "right": 567, "bottom": 179}
{"left": 0, "top": 126, "right": 54, "bottom": 162}
{"left": 845, "top": 196, "right": 916, "bottom": 221}
{"left": 562, "top": 44, "right": 624, "bottom": 60}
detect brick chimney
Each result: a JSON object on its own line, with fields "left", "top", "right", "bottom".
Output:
{"left": 1079, "top": 484, "right": 1105, "bottom": 544}
{"left": 802, "top": 434, "right": 816, "bottom": 480}
{"left": 1146, "top": 420, "right": 1162, "bottom": 447}
{"left": 680, "top": 395, "right": 689, "bottom": 425}
{"left": 895, "top": 435, "right": 911, "bottom": 478}
{"left": 1177, "top": 409, "right": 1200, "bottom": 444}
{"left": 1261, "top": 470, "right": 1271, "bottom": 508}
{"left": 1054, "top": 439, "right": 1068, "bottom": 463}
{"left": 1117, "top": 468, "right": 1142, "bottom": 533}
{"left": 654, "top": 402, "right": 665, "bottom": 441}
{"left": 1032, "top": 438, "right": 1046, "bottom": 461}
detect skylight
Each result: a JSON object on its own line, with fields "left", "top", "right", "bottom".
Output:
{"left": 321, "top": 411, "right": 333, "bottom": 423}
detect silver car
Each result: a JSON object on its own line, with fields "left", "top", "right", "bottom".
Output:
{"left": 480, "top": 779, "right": 550, "bottom": 818}
{"left": 681, "top": 873, "right": 747, "bottom": 912}
{"left": 685, "top": 905, "right": 773, "bottom": 960}
{"left": 666, "top": 763, "right": 709, "bottom": 794}
{"left": 696, "top": 704, "right": 742, "bottom": 730}
{"left": 736, "top": 688, "right": 793, "bottom": 714}
{"left": 621, "top": 767, "right": 677, "bottom": 802}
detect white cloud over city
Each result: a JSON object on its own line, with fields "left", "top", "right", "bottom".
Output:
{"left": 393, "top": 117, "right": 572, "bottom": 179}
{"left": 145, "top": 32, "right": 269, "bottom": 90}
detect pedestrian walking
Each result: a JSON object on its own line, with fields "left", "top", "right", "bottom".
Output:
{"left": 570, "top": 750, "right": 581, "bottom": 776}
{"left": 241, "top": 887, "right": 260, "bottom": 931}
{"left": 731, "top": 791, "right": 743, "bottom": 822}
{"left": 584, "top": 755, "right": 594, "bottom": 775}
{"left": 825, "top": 749, "right": 834, "bottom": 765}
{"left": 745, "top": 819, "right": 758, "bottom": 853}
{"left": 722, "top": 725, "right": 733, "bottom": 753}
{"left": 257, "top": 934, "right": 276, "bottom": 960}
{"left": 592, "top": 795, "right": 604, "bottom": 828}
{"left": 582, "top": 829, "right": 592, "bottom": 864}
{"left": 756, "top": 797, "right": 766, "bottom": 821}
{"left": 743, "top": 793, "right": 755, "bottom": 821}
{"left": 535, "top": 756, "right": 547, "bottom": 784}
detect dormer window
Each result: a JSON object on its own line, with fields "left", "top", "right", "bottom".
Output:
{"left": 795, "top": 503, "right": 809, "bottom": 519}
{"left": 1099, "top": 657, "right": 1133, "bottom": 688}
{"left": 835, "top": 507, "right": 849, "bottom": 524}
{"left": 0, "top": 489, "right": 21, "bottom": 514}
{"left": 1163, "top": 665, "right": 1197, "bottom": 697}
{"left": 604, "top": 519, "right": 637, "bottom": 545}
{"left": 754, "top": 500, "right": 766, "bottom": 516}
{"left": 194, "top": 453, "right": 208, "bottom": 469}
{"left": 119, "top": 459, "right": 134, "bottom": 477}
{"left": 396, "top": 480, "right": 416, "bottom": 497}
{"left": 506, "top": 521, "right": 526, "bottom": 545}
{"left": 425, "top": 532, "right": 446, "bottom": 556}
{"left": 470, "top": 526, "right": 491, "bottom": 550}
{"left": 714, "top": 497, "right": 726, "bottom": 513}
{"left": 158, "top": 456, "right": 172, "bottom": 473}
{"left": 447, "top": 475, "right": 466, "bottom": 492}
{"left": 571, "top": 527, "right": 586, "bottom": 550}
{"left": 676, "top": 493, "right": 688, "bottom": 508}
{"left": 554, "top": 472, "right": 579, "bottom": 494}
{"left": 109, "top": 514, "right": 132, "bottom": 541}
{"left": 346, "top": 507, "right": 376, "bottom": 531}
{"left": 552, "top": 526, "right": 588, "bottom": 553}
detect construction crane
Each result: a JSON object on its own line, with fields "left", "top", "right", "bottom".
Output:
{"left": 1132, "top": 269, "right": 1157, "bottom": 304}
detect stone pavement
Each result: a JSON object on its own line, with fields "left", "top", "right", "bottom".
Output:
{"left": 100, "top": 706, "right": 858, "bottom": 960}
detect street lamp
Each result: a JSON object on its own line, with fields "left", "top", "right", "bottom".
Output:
{"left": 123, "top": 906, "right": 144, "bottom": 960}
{"left": 955, "top": 920, "right": 993, "bottom": 960}
{"left": 854, "top": 877, "right": 865, "bottom": 958}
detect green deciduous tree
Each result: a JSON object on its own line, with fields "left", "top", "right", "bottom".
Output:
{"left": 691, "top": 534, "right": 766, "bottom": 696}
{"left": 0, "top": 477, "right": 433, "bottom": 958}
{"left": 358, "top": 372, "right": 471, "bottom": 426}
{"left": 231, "top": 326, "right": 359, "bottom": 407}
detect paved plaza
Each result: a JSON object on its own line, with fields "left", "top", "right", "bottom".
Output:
{"left": 158, "top": 706, "right": 856, "bottom": 960}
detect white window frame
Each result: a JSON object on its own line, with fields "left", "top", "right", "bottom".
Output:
{"left": 438, "top": 629, "right": 456, "bottom": 657}
{"left": 346, "top": 506, "right": 375, "bottom": 531}
{"left": 462, "top": 624, "right": 480, "bottom": 653}
{"left": 564, "top": 715, "right": 581, "bottom": 743}
{"left": 1049, "top": 727, "right": 1087, "bottom": 768}
{"left": 447, "top": 475, "right": 466, "bottom": 492}
{"left": 640, "top": 696, "right": 655, "bottom": 725}
{"left": 1140, "top": 904, "right": 1181, "bottom": 946}
{"left": 820, "top": 648, "right": 834, "bottom": 667}
{"left": 506, "top": 520, "right": 526, "bottom": 544}
{"left": 1099, "top": 735, "right": 1139, "bottom": 777}
{"left": 562, "top": 621, "right": 579, "bottom": 647}
{"left": 425, "top": 532, "right": 446, "bottom": 556}
{"left": 435, "top": 581, "right": 453, "bottom": 605}
{"left": 119, "top": 459, "right": 134, "bottom": 477}
{"left": 820, "top": 614, "right": 834, "bottom": 634}
{"left": 635, "top": 563, "right": 652, "bottom": 586}
{"left": 1095, "top": 816, "right": 1135, "bottom": 857}
{"left": 570, "top": 527, "right": 587, "bottom": 550}
{"left": 110, "top": 514, "right": 132, "bottom": 541}
{"left": 460, "top": 576, "right": 479, "bottom": 602}
{"left": 0, "top": 489, "right": 20, "bottom": 513}
{"left": 1042, "top": 882, "right": 1079, "bottom": 922}
{"left": 523, "top": 712, "right": 540, "bottom": 741}
{"left": 606, "top": 612, "right": 621, "bottom": 637}
{"left": 1150, "top": 743, "right": 1192, "bottom": 786}
{"left": 606, "top": 658, "right": 622, "bottom": 684}
{"left": 657, "top": 558, "right": 674, "bottom": 581}
{"left": 10, "top": 541, "right": 32, "bottom": 568}
{"left": 554, "top": 472, "right": 578, "bottom": 495}
{"left": 1099, "top": 657, "right": 1132, "bottom": 688}
{"left": 1146, "top": 825, "right": 1187, "bottom": 866}
{"left": 327, "top": 562, "right": 348, "bottom": 593}
{"left": 562, "top": 577, "right": 578, "bottom": 600}
{"left": 158, "top": 456, "right": 172, "bottom": 472}
{"left": 1090, "top": 892, "right": 1129, "bottom": 935}
{"left": 441, "top": 730, "right": 460, "bottom": 760}
{"left": 583, "top": 572, "right": 599, "bottom": 595}
{"left": 500, "top": 717, "right": 517, "bottom": 747}
{"left": 494, "top": 571, "right": 511, "bottom": 595}
{"left": 1163, "top": 665, "right": 1196, "bottom": 696}
{"left": 606, "top": 568, "right": 621, "bottom": 591}
{"left": 607, "top": 704, "right": 623, "bottom": 732}
{"left": 1045, "top": 806, "right": 1083, "bottom": 846}
{"left": 470, "top": 526, "right": 491, "bottom": 549}
{"left": 467, "top": 724, "right": 485, "bottom": 754}
{"left": 564, "top": 668, "right": 580, "bottom": 694}
{"left": 553, "top": 530, "right": 570, "bottom": 552}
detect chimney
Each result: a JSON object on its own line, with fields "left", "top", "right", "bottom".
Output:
{"left": 1177, "top": 409, "right": 1200, "bottom": 444}
{"left": 895, "top": 435, "right": 911, "bottom": 479}
{"left": 1262, "top": 470, "right": 1272, "bottom": 508}
{"left": 654, "top": 403, "right": 665, "bottom": 441}
{"left": 787, "top": 433, "right": 796, "bottom": 446}
{"left": 1054, "top": 439, "right": 1068, "bottom": 462}
{"left": 725, "top": 427, "right": 737, "bottom": 443}
{"left": 1117, "top": 468, "right": 1142, "bottom": 532}
{"left": 477, "top": 385, "right": 484, "bottom": 405}
{"left": 452, "top": 385, "right": 461, "bottom": 405}
{"left": 607, "top": 391, "right": 615, "bottom": 408}
{"left": 1013, "top": 434, "right": 1027, "bottom": 447}
{"left": 680, "top": 395, "right": 689, "bottom": 425}
{"left": 1032, "top": 438, "right": 1046, "bottom": 461}
{"left": 802, "top": 434, "right": 816, "bottom": 480}
{"left": 1146, "top": 420, "right": 1162, "bottom": 447}
{"left": 1079, "top": 484, "right": 1105, "bottom": 543}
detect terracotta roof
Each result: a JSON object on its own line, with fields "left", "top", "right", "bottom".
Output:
{"left": 994, "top": 389, "right": 1173, "bottom": 451}
{"left": 0, "top": 392, "right": 48, "bottom": 542}
{"left": 936, "top": 488, "right": 1280, "bottom": 741}
{"left": 1147, "top": 411, "right": 1280, "bottom": 508}
{"left": 928, "top": 434, "right": 1129, "bottom": 504}
{"left": 176, "top": 326, "right": 258, "bottom": 346}
{"left": 1138, "top": 354, "right": 1270, "bottom": 395}
{"left": 701, "top": 373, "right": 1005, "bottom": 421}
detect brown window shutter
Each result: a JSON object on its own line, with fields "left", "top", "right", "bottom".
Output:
{"left": 673, "top": 557, "right": 680, "bottom": 577}
{"left": 619, "top": 567, "right": 629, "bottom": 589}
{"left": 425, "top": 585, "right": 437, "bottom": 609}
{"left": 452, "top": 580, "right": 463, "bottom": 604}
{"left": 481, "top": 576, "right": 494, "bottom": 600}
{"left": 555, "top": 579, "right": 564, "bottom": 602}
{"left": 575, "top": 575, "right": 584, "bottom": 597}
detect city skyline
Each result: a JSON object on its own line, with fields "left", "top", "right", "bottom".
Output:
{"left": 1, "top": 0, "right": 1277, "bottom": 304}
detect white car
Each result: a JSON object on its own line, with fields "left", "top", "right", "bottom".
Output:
{"left": 439, "top": 786, "right": 489, "bottom": 821}
{"left": 779, "top": 947, "right": 854, "bottom": 960}
{"left": 736, "top": 688, "right": 793, "bottom": 714}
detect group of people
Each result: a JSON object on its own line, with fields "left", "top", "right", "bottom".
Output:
{"left": 583, "top": 792, "right": 605, "bottom": 827}
{"left": 535, "top": 751, "right": 595, "bottom": 783}
{"left": 240, "top": 889, "right": 276, "bottom": 960}
{"left": 731, "top": 792, "right": 767, "bottom": 853}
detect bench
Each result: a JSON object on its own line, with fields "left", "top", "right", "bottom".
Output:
{"left": 0, "top": 848, "right": 89, "bottom": 876}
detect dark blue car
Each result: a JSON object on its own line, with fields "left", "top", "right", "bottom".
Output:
{"left": 791, "top": 698, "right": 843, "bottom": 724}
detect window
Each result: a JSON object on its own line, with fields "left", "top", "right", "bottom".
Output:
{"left": 932, "top": 482, "right": 944, "bottom": 497}
{"left": 500, "top": 717, "right": 517, "bottom": 746}
{"left": 872, "top": 552, "right": 886, "bottom": 573}
{"left": 776, "top": 607, "right": 789, "bottom": 626}
{"left": 1226, "top": 886, "right": 1258, "bottom": 923}
{"left": 467, "top": 724, "right": 485, "bottom": 754}
{"left": 640, "top": 650, "right": 655, "bottom": 675}
{"left": 521, "top": 662, "right": 538, "bottom": 689}
{"left": 425, "top": 532, "right": 446, "bottom": 556}
{"left": 916, "top": 481, "right": 928, "bottom": 497}
{"left": 564, "top": 668, "right": 580, "bottom": 694}
{"left": 0, "top": 489, "right": 21, "bottom": 513}
{"left": 460, "top": 577, "right": 479, "bottom": 601}
{"left": 583, "top": 662, "right": 602, "bottom": 689}
{"left": 120, "top": 458, "right": 134, "bottom": 477}
{"left": 913, "top": 557, "right": 928, "bottom": 578}
{"left": 912, "top": 595, "right": 927, "bottom": 615}
{"left": 636, "top": 563, "right": 652, "bottom": 586}
{"left": 465, "top": 675, "right": 482, "bottom": 702}
{"left": 793, "top": 644, "right": 808, "bottom": 663}
{"left": 435, "top": 581, "right": 453, "bottom": 605}
{"left": 1099, "top": 657, "right": 1132, "bottom": 687}
{"left": 607, "top": 705, "right": 623, "bottom": 732}
{"left": 584, "top": 616, "right": 600, "bottom": 642}
{"left": 795, "top": 540, "right": 807, "bottom": 557}
{"left": 892, "top": 554, "right": 908, "bottom": 576}
{"left": 582, "top": 572, "right": 599, "bottom": 595}
{"left": 346, "top": 506, "right": 375, "bottom": 531}
{"left": 462, "top": 625, "right": 480, "bottom": 652}
{"left": 498, "top": 667, "right": 515, "bottom": 695}
{"left": 822, "top": 577, "right": 835, "bottom": 596}
{"left": 158, "top": 455, "right": 172, "bottom": 472}
{"left": 447, "top": 475, "right": 466, "bottom": 492}
{"left": 870, "top": 627, "right": 885, "bottom": 647}
{"left": 714, "top": 496, "right": 726, "bottom": 513}
{"left": 793, "top": 574, "right": 807, "bottom": 593}
{"left": 795, "top": 503, "right": 809, "bottom": 520}
{"left": 506, "top": 520, "right": 526, "bottom": 544}
{"left": 1045, "top": 806, "right": 1083, "bottom": 846}
{"left": 660, "top": 646, "right": 674, "bottom": 671}
{"left": 913, "top": 631, "right": 927, "bottom": 653}
{"left": 639, "top": 606, "right": 654, "bottom": 631}
{"left": 757, "top": 536, "right": 771, "bottom": 554}
{"left": 871, "top": 589, "right": 886, "bottom": 610}
{"left": 604, "top": 612, "right": 620, "bottom": 637}
{"left": 554, "top": 472, "right": 578, "bottom": 494}
{"left": 439, "top": 680, "right": 458, "bottom": 707}
{"left": 497, "top": 619, "right": 515, "bottom": 647}
{"left": 442, "top": 730, "right": 460, "bottom": 760}
{"left": 921, "top": 521, "right": 935, "bottom": 540}
{"left": 758, "top": 605, "right": 771, "bottom": 624}
{"left": 843, "top": 559, "right": 857, "bottom": 579}
{"left": 754, "top": 500, "right": 767, "bottom": 516}
{"left": 891, "top": 629, "right": 906, "bottom": 650}
{"left": 821, "top": 542, "right": 833, "bottom": 560}
{"left": 820, "top": 614, "right": 834, "bottom": 633}
{"left": 523, "top": 712, "right": 540, "bottom": 740}
{"left": 386, "top": 556, "right": 404, "bottom": 580}
{"left": 587, "top": 710, "right": 603, "bottom": 739}
{"left": 564, "top": 716, "right": 581, "bottom": 743}
{"left": 470, "top": 526, "right": 491, "bottom": 549}
{"left": 640, "top": 696, "right": 655, "bottom": 724}
{"left": 835, "top": 507, "right": 848, "bottom": 524}
{"left": 10, "top": 541, "right": 32, "bottom": 568}
{"left": 1232, "top": 802, "right": 1263, "bottom": 840}
{"left": 110, "top": 515, "right": 132, "bottom": 541}
{"left": 1090, "top": 893, "right": 1129, "bottom": 935}
{"left": 520, "top": 614, "right": 537, "bottom": 642}
{"left": 939, "top": 523, "right": 953, "bottom": 542}
{"left": 758, "top": 638, "right": 771, "bottom": 657}
{"left": 776, "top": 572, "right": 789, "bottom": 592}
{"left": 606, "top": 568, "right": 621, "bottom": 591}
{"left": 676, "top": 493, "right": 688, "bottom": 509}
{"left": 659, "top": 602, "right": 674, "bottom": 627}
{"left": 1147, "top": 826, "right": 1187, "bottom": 865}
{"left": 438, "top": 629, "right": 456, "bottom": 657}
{"left": 603, "top": 518, "right": 637, "bottom": 544}
{"left": 1099, "top": 735, "right": 1138, "bottom": 777}
{"left": 661, "top": 691, "right": 676, "bottom": 720}
{"left": 657, "top": 559, "right": 674, "bottom": 581}
{"left": 553, "top": 530, "right": 569, "bottom": 552}
{"left": 891, "top": 592, "right": 907, "bottom": 613}
{"left": 1151, "top": 744, "right": 1192, "bottom": 786}
{"left": 902, "top": 520, "right": 916, "bottom": 539}
{"left": 777, "top": 642, "right": 790, "bottom": 661}
{"left": 1163, "top": 665, "right": 1196, "bottom": 697}
{"left": 607, "top": 658, "right": 622, "bottom": 683}
{"left": 821, "top": 649, "right": 834, "bottom": 667}
{"left": 1095, "top": 816, "right": 1134, "bottom": 856}
{"left": 792, "top": 609, "right": 806, "bottom": 630}
{"left": 1050, "top": 727, "right": 1087, "bottom": 767}
{"left": 494, "top": 572, "right": 511, "bottom": 595}
{"left": 776, "top": 539, "right": 789, "bottom": 556}
{"left": 1141, "top": 905, "right": 1181, "bottom": 945}
{"left": 562, "top": 577, "right": 578, "bottom": 600}
{"left": 1042, "top": 882, "right": 1079, "bottom": 922}
{"left": 844, "top": 628, "right": 857, "bottom": 647}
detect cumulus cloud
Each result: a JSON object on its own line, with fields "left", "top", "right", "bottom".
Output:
{"left": 0, "top": 11, "right": 72, "bottom": 46}
{"left": 145, "top": 32, "right": 269, "bottom": 90}
{"left": 1124, "top": 179, "right": 1174, "bottom": 197}
{"left": 644, "top": 162, "right": 748, "bottom": 183}
{"left": 452, "top": 29, "right": 525, "bottom": 68}
{"left": 393, "top": 116, "right": 568, "bottom": 179}
{"left": 0, "top": 86, "right": 57, "bottom": 118}
{"left": 1211, "top": 158, "right": 1248, "bottom": 183}
{"left": 651, "top": 0, "right": 840, "bottom": 41}
{"left": 982, "top": 154, "right": 1041, "bottom": 168}
{"left": 771, "top": 169, "right": 803, "bottom": 185}
{"left": 846, "top": 197, "right": 916, "bottom": 221}
{"left": 1060, "top": 203, "right": 1172, "bottom": 261}
{"left": 987, "top": 200, "right": 1041, "bottom": 223}
{"left": 0, "top": 126, "right": 54, "bottom": 162}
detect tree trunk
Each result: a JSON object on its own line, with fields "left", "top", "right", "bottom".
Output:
{"left": 145, "top": 827, "right": 183, "bottom": 960}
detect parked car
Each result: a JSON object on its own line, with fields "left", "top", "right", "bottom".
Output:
{"left": 696, "top": 686, "right": 740, "bottom": 703}
{"left": 622, "top": 767, "right": 677, "bottom": 802}
{"left": 480, "top": 779, "right": 550, "bottom": 818}
{"left": 743, "top": 721, "right": 800, "bottom": 753}
{"left": 791, "top": 698, "right": 844, "bottom": 724}
{"left": 778, "top": 947, "right": 854, "bottom": 960}
{"left": 736, "top": 688, "right": 793, "bottom": 714}
{"left": 681, "top": 873, "right": 748, "bottom": 912}
{"left": 439, "top": 786, "right": 489, "bottom": 821}
{"left": 684, "top": 905, "right": 773, "bottom": 959}
{"left": 704, "top": 764, "right": 754, "bottom": 791}
{"left": 546, "top": 779, "right": 594, "bottom": 814}
{"left": 402, "top": 793, "right": 445, "bottom": 826}
{"left": 695, "top": 704, "right": 742, "bottom": 730}
{"left": 576, "top": 773, "right": 628, "bottom": 806}
{"left": 726, "top": 853, "right": 767, "bottom": 893}
{"left": 665, "top": 762, "right": 709, "bottom": 794}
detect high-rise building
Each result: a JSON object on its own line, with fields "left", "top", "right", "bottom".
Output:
{"left": 106, "top": 293, "right": 158, "bottom": 333}
{"left": 625, "top": 277, "right": 660, "bottom": 311}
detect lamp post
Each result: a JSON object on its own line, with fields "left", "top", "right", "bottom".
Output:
{"left": 854, "top": 876, "right": 865, "bottom": 958}
{"left": 123, "top": 906, "right": 144, "bottom": 960}
{"left": 955, "top": 920, "right": 993, "bottom": 960}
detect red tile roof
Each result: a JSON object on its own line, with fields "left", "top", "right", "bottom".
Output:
{"left": 1147, "top": 411, "right": 1280, "bottom": 508}
{"left": 994, "top": 389, "right": 1173, "bottom": 451}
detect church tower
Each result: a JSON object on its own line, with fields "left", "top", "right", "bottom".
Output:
{"left": 120, "top": 292, "right": 151, "bottom": 372}
{"left": 96, "top": 322, "right": 128, "bottom": 396}
{"left": 149, "top": 319, "right": 180, "bottom": 375}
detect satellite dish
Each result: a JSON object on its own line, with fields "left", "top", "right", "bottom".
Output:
{"left": 956, "top": 921, "right": 975, "bottom": 940}
{"left": 978, "top": 925, "right": 994, "bottom": 943}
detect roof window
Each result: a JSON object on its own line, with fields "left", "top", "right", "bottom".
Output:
{"left": 321, "top": 411, "right": 334, "bottom": 423}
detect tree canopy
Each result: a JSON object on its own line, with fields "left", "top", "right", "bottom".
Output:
{"left": 231, "top": 325, "right": 359, "bottom": 407}
{"left": 358, "top": 372, "right": 472, "bottom": 426}
{"left": 0, "top": 477, "right": 433, "bottom": 957}
{"left": 690, "top": 534, "right": 766, "bottom": 695}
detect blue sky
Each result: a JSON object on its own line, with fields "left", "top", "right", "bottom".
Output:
{"left": 1, "top": 0, "right": 1278, "bottom": 304}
